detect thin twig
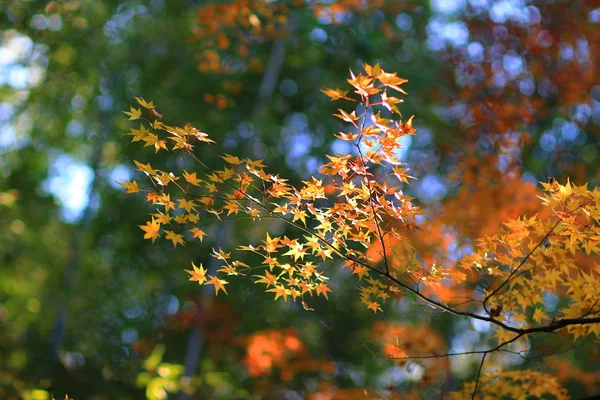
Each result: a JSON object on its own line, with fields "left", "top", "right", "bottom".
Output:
{"left": 472, "top": 352, "right": 487, "bottom": 399}
{"left": 483, "top": 218, "right": 562, "bottom": 312}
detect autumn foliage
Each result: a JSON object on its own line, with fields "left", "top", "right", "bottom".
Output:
{"left": 122, "top": 63, "right": 600, "bottom": 398}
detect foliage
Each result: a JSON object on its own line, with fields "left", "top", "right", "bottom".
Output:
{"left": 2, "top": 0, "right": 600, "bottom": 399}
{"left": 123, "top": 64, "right": 600, "bottom": 398}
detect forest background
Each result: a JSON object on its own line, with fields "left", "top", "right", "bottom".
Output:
{"left": 1, "top": 0, "right": 600, "bottom": 399}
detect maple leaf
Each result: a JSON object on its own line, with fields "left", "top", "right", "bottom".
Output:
{"left": 218, "top": 265, "right": 239, "bottom": 275}
{"left": 173, "top": 214, "right": 187, "bottom": 224}
{"left": 283, "top": 242, "right": 307, "bottom": 261}
{"left": 381, "top": 90, "right": 403, "bottom": 114}
{"left": 164, "top": 230, "right": 185, "bottom": 247}
{"left": 367, "top": 301, "right": 381, "bottom": 313}
{"left": 157, "top": 193, "right": 175, "bottom": 212}
{"left": 351, "top": 265, "right": 369, "bottom": 280}
{"left": 333, "top": 109, "right": 360, "bottom": 125}
{"left": 189, "top": 227, "right": 206, "bottom": 241}
{"left": 223, "top": 201, "right": 240, "bottom": 216}
{"left": 315, "top": 283, "right": 332, "bottom": 299}
{"left": 255, "top": 271, "right": 278, "bottom": 287}
{"left": 185, "top": 262, "right": 207, "bottom": 285}
{"left": 221, "top": 153, "right": 243, "bottom": 164}
{"left": 338, "top": 181, "right": 356, "bottom": 198}
{"left": 383, "top": 342, "right": 406, "bottom": 358}
{"left": 119, "top": 180, "right": 139, "bottom": 194}
{"left": 262, "top": 255, "right": 278, "bottom": 270}
{"left": 177, "top": 198, "right": 197, "bottom": 213}
{"left": 267, "top": 285, "right": 289, "bottom": 301}
{"left": 153, "top": 171, "right": 180, "bottom": 187}
{"left": 205, "top": 181, "right": 218, "bottom": 193}
{"left": 152, "top": 211, "right": 171, "bottom": 225}
{"left": 245, "top": 158, "right": 267, "bottom": 169}
{"left": 321, "top": 88, "right": 351, "bottom": 101}
{"left": 263, "top": 233, "right": 282, "bottom": 253}
{"left": 217, "top": 166, "right": 235, "bottom": 180}
{"left": 363, "top": 63, "right": 382, "bottom": 78}
{"left": 212, "top": 248, "right": 231, "bottom": 260}
{"left": 125, "top": 124, "right": 151, "bottom": 142}
{"left": 207, "top": 275, "right": 228, "bottom": 295}
{"left": 334, "top": 131, "right": 359, "bottom": 141}
{"left": 292, "top": 208, "right": 308, "bottom": 226}
{"left": 142, "top": 133, "right": 168, "bottom": 153}
{"left": 186, "top": 213, "right": 199, "bottom": 223}
{"left": 182, "top": 170, "right": 202, "bottom": 186}
{"left": 247, "top": 207, "right": 260, "bottom": 218}
{"left": 134, "top": 160, "right": 156, "bottom": 176}
{"left": 532, "top": 307, "right": 546, "bottom": 324}
{"left": 123, "top": 105, "right": 142, "bottom": 120}
{"left": 134, "top": 96, "right": 155, "bottom": 109}
{"left": 377, "top": 72, "right": 408, "bottom": 94}
{"left": 139, "top": 218, "right": 161, "bottom": 243}
{"left": 347, "top": 70, "right": 377, "bottom": 96}
{"left": 146, "top": 192, "right": 161, "bottom": 205}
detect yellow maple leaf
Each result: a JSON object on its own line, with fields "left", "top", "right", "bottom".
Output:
{"left": 532, "top": 307, "right": 546, "bottom": 324}
{"left": 321, "top": 88, "right": 350, "bottom": 101}
{"left": 139, "top": 218, "right": 161, "bottom": 243}
{"left": 292, "top": 208, "right": 307, "bottom": 226}
{"left": 283, "top": 242, "right": 307, "bottom": 261}
{"left": 263, "top": 233, "right": 281, "bottom": 253}
{"left": 123, "top": 105, "right": 142, "bottom": 120}
{"left": 125, "top": 124, "right": 150, "bottom": 142}
{"left": 164, "top": 230, "right": 185, "bottom": 247}
{"left": 177, "top": 198, "right": 197, "bottom": 213}
{"left": 185, "top": 262, "right": 207, "bottom": 285}
{"left": 182, "top": 170, "right": 202, "bottom": 186}
{"left": 119, "top": 180, "right": 139, "bottom": 194}
{"left": 134, "top": 160, "right": 156, "bottom": 176}
{"left": 220, "top": 153, "right": 243, "bottom": 165}
{"left": 134, "top": 96, "right": 155, "bottom": 109}
{"left": 151, "top": 211, "right": 171, "bottom": 225}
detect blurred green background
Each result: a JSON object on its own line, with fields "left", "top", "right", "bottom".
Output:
{"left": 1, "top": 0, "right": 599, "bottom": 399}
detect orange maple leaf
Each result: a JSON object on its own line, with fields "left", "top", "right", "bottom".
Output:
{"left": 315, "top": 283, "right": 332, "bottom": 299}
{"left": 189, "top": 227, "right": 206, "bottom": 241}
{"left": 367, "top": 301, "right": 381, "bottom": 313}
{"left": 255, "top": 271, "right": 278, "bottom": 288}
{"left": 207, "top": 275, "right": 228, "bottom": 295}
{"left": 268, "top": 285, "right": 289, "bottom": 301}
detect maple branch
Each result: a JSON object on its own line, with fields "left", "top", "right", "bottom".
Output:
{"left": 183, "top": 148, "right": 388, "bottom": 276}
{"left": 363, "top": 258, "right": 600, "bottom": 338}
{"left": 482, "top": 218, "right": 562, "bottom": 313}
{"left": 517, "top": 316, "right": 600, "bottom": 334}
{"left": 582, "top": 299, "right": 600, "bottom": 318}
{"left": 354, "top": 108, "right": 390, "bottom": 275}
{"left": 472, "top": 352, "right": 487, "bottom": 399}
{"left": 168, "top": 216, "right": 284, "bottom": 233}
{"left": 181, "top": 129, "right": 600, "bottom": 345}
{"left": 575, "top": 395, "right": 600, "bottom": 400}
